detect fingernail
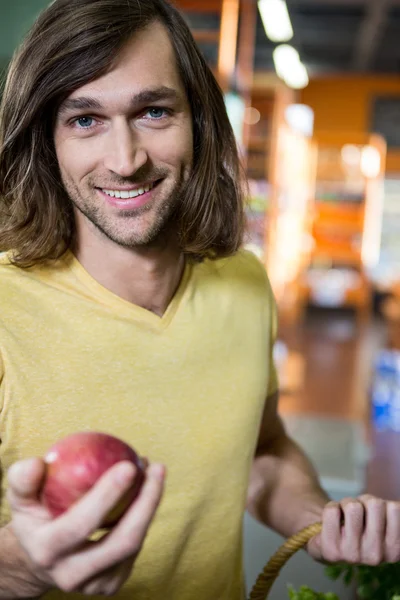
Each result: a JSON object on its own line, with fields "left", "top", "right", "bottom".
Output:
{"left": 8, "top": 458, "right": 35, "bottom": 479}
{"left": 152, "top": 464, "right": 166, "bottom": 480}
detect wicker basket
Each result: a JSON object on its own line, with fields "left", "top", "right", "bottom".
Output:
{"left": 248, "top": 522, "right": 323, "bottom": 599}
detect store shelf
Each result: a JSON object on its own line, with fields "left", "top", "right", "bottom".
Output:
{"left": 311, "top": 248, "right": 362, "bottom": 265}
{"left": 248, "top": 137, "right": 269, "bottom": 152}
{"left": 243, "top": 87, "right": 280, "bottom": 260}
{"left": 175, "top": 0, "right": 317, "bottom": 327}
{"left": 369, "top": 177, "right": 400, "bottom": 293}
{"left": 302, "top": 131, "right": 387, "bottom": 318}
{"left": 300, "top": 269, "right": 371, "bottom": 315}
{"left": 315, "top": 202, "right": 365, "bottom": 219}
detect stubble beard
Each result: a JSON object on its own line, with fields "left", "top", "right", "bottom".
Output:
{"left": 64, "top": 173, "right": 187, "bottom": 250}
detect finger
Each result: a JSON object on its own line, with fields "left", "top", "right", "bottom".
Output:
{"left": 340, "top": 498, "right": 364, "bottom": 564}
{"left": 53, "top": 463, "right": 166, "bottom": 588}
{"left": 359, "top": 495, "right": 386, "bottom": 565}
{"left": 385, "top": 501, "right": 400, "bottom": 562}
{"left": 320, "top": 501, "right": 343, "bottom": 563}
{"left": 7, "top": 458, "right": 47, "bottom": 510}
{"left": 39, "top": 461, "right": 139, "bottom": 562}
{"left": 79, "top": 557, "right": 134, "bottom": 596}
{"left": 90, "top": 463, "right": 166, "bottom": 565}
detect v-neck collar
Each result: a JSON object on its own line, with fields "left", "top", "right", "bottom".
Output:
{"left": 62, "top": 250, "right": 192, "bottom": 329}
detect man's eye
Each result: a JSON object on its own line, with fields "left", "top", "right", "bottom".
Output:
{"left": 75, "top": 116, "right": 95, "bottom": 128}
{"left": 146, "top": 108, "right": 167, "bottom": 119}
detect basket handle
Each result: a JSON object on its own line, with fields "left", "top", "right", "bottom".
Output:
{"left": 248, "top": 522, "right": 323, "bottom": 600}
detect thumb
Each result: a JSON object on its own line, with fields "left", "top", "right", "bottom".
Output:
{"left": 306, "top": 532, "right": 323, "bottom": 561}
{"left": 7, "top": 458, "right": 47, "bottom": 510}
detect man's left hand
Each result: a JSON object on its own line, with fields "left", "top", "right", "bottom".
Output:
{"left": 307, "top": 495, "right": 400, "bottom": 565}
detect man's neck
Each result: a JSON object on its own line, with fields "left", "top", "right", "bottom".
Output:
{"left": 72, "top": 236, "right": 185, "bottom": 317}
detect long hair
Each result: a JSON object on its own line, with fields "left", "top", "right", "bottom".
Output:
{"left": 0, "top": 0, "right": 246, "bottom": 267}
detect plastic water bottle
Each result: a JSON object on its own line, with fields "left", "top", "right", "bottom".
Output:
{"left": 371, "top": 350, "right": 394, "bottom": 431}
{"left": 388, "top": 350, "right": 400, "bottom": 431}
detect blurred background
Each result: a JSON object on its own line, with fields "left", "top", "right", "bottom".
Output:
{"left": 1, "top": 0, "right": 400, "bottom": 596}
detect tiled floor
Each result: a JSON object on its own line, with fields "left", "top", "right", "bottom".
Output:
{"left": 244, "top": 307, "right": 397, "bottom": 599}
{"left": 277, "top": 307, "right": 400, "bottom": 500}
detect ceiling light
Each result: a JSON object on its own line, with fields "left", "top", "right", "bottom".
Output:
{"left": 258, "top": 0, "right": 294, "bottom": 42}
{"left": 282, "top": 62, "right": 309, "bottom": 89}
{"left": 285, "top": 104, "right": 314, "bottom": 137}
{"left": 361, "top": 145, "right": 381, "bottom": 178}
{"left": 273, "top": 44, "right": 309, "bottom": 89}
{"left": 341, "top": 144, "right": 362, "bottom": 167}
{"left": 273, "top": 44, "right": 300, "bottom": 77}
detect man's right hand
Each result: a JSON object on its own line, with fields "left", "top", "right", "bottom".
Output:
{"left": 4, "top": 456, "right": 166, "bottom": 597}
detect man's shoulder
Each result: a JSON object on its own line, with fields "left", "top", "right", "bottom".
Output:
{"left": 0, "top": 252, "right": 20, "bottom": 282}
{"left": 0, "top": 252, "right": 48, "bottom": 300}
{"left": 0, "top": 253, "right": 26, "bottom": 301}
{"left": 0, "top": 251, "right": 12, "bottom": 267}
{"left": 207, "top": 248, "right": 269, "bottom": 282}
{"left": 197, "top": 248, "right": 273, "bottom": 299}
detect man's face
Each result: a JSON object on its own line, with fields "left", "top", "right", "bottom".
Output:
{"left": 54, "top": 21, "right": 193, "bottom": 249}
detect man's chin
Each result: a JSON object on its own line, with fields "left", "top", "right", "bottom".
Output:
{"left": 100, "top": 222, "right": 173, "bottom": 249}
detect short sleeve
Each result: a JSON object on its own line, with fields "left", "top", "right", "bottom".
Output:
{"left": 264, "top": 271, "right": 279, "bottom": 396}
{"left": 242, "top": 250, "right": 279, "bottom": 397}
{"left": 0, "top": 351, "right": 3, "bottom": 413}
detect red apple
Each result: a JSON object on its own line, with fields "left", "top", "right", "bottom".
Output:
{"left": 41, "top": 431, "right": 145, "bottom": 527}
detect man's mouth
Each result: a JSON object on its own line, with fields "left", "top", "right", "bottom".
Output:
{"left": 96, "top": 179, "right": 163, "bottom": 211}
{"left": 101, "top": 181, "right": 156, "bottom": 199}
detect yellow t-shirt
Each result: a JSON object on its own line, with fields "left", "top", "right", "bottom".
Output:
{"left": 0, "top": 248, "right": 278, "bottom": 600}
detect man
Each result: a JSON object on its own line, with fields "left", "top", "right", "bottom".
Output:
{"left": 0, "top": 1, "right": 398, "bottom": 599}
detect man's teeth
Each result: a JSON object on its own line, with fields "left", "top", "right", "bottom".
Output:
{"left": 102, "top": 183, "right": 154, "bottom": 199}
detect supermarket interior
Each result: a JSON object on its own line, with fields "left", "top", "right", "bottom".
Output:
{"left": 1, "top": 0, "right": 400, "bottom": 597}
{"left": 168, "top": 1, "right": 400, "bottom": 596}
{"left": 167, "top": 0, "right": 400, "bottom": 495}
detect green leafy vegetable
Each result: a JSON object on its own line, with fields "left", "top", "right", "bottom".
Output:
{"left": 287, "top": 584, "right": 339, "bottom": 599}
{"left": 326, "top": 562, "right": 400, "bottom": 600}
{"left": 287, "top": 562, "right": 400, "bottom": 600}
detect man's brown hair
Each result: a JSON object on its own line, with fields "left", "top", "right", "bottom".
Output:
{"left": 0, "top": 0, "right": 245, "bottom": 266}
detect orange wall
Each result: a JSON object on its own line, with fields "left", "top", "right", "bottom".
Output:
{"left": 300, "top": 76, "right": 400, "bottom": 174}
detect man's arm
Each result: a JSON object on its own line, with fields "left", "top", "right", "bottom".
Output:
{"left": 246, "top": 391, "right": 330, "bottom": 540}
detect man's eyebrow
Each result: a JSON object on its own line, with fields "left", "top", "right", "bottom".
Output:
{"left": 133, "top": 87, "right": 180, "bottom": 104}
{"left": 58, "top": 96, "right": 102, "bottom": 115}
{"left": 58, "top": 86, "right": 181, "bottom": 116}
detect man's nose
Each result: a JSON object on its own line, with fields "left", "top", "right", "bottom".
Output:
{"left": 103, "top": 122, "right": 148, "bottom": 177}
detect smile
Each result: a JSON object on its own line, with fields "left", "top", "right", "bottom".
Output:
{"left": 101, "top": 182, "right": 154, "bottom": 199}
